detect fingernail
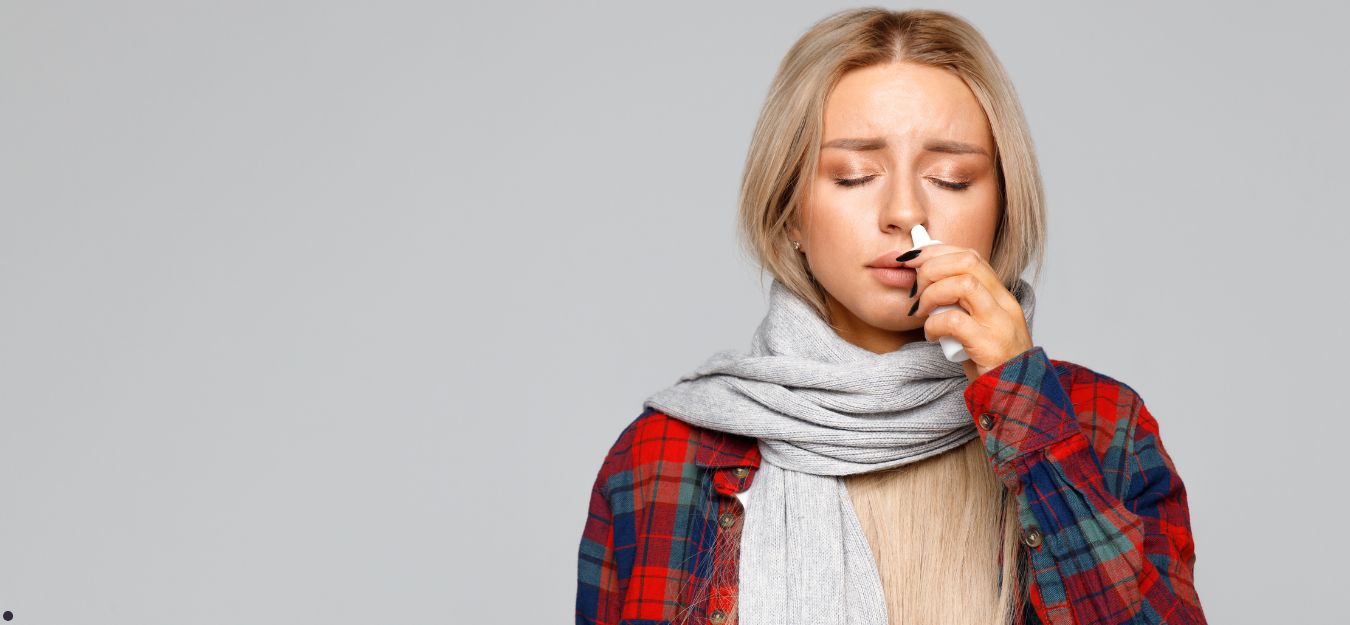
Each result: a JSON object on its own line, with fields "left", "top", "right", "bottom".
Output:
{"left": 909, "top": 282, "right": 917, "bottom": 298}
{"left": 907, "top": 300, "right": 919, "bottom": 316}
{"left": 895, "top": 249, "right": 922, "bottom": 262}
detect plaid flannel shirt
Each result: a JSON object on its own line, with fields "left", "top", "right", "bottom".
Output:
{"left": 576, "top": 346, "right": 1208, "bottom": 625}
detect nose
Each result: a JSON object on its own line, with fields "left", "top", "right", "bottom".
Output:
{"left": 879, "top": 174, "right": 925, "bottom": 239}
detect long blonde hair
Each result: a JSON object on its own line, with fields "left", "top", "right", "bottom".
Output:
{"left": 723, "top": 7, "right": 1048, "bottom": 625}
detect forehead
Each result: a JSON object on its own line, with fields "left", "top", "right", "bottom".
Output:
{"left": 823, "top": 61, "right": 992, "bottom": 147}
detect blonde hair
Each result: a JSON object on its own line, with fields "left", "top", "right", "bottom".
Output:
{"left": 720, "top": 6, "right": 1048, "bottom": 625}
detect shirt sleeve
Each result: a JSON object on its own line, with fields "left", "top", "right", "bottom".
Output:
{"left": 963, "top": 346, "right": 1209, "bottom": 625}
{"left": 576, "top": 461, "right": 624, "bottom": 625}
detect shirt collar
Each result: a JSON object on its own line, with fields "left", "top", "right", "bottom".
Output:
{"left": 694, "top": 425, "right": 761, "bottom": 469}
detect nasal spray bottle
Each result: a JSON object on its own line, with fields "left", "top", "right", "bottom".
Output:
{"left": 909, "top": 224, "right": 969, "bottom": 363}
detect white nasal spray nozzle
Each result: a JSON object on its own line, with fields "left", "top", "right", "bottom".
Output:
{"left": 909, "top": 224, "right": 970, "bottom": 363}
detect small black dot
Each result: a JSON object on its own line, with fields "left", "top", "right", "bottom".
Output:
{"left": 3, "top": 610, "right": 12, "bottom": 621}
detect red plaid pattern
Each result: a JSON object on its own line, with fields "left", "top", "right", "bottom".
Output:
{"left": 577, "top": 346, "right": 1207, "bottom": 625}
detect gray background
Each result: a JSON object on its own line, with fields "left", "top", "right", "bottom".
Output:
{"left": 1, "top": 1, "right": 1343, "bottom": 623}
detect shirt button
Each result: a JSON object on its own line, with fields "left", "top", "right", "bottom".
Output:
{"left": 1022, "top": 526, "right": 1043, "bottom": 548}
{"left": 709, "top": 609, "right": 727, "bottom": 623}
{"left": 719, "top": 512, "right": 738, "bottom": 528}
{"left": 732, "top": 466, "right": 750, "bottom": 478}
{"left": 978, "top": 412, "right": 997, "bottom": 430}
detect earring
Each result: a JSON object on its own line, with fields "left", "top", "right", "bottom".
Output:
{"left": 791, "top": 240, "right": 801, "bottom": 251}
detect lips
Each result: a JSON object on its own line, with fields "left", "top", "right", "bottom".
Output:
{"left": 867, "top": 266, "right": 916, "bottom": 288}
{"left": 866, "top": 249, "right": 914, "bottom": 268}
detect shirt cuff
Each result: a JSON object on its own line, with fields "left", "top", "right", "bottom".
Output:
{"left": 962, "top": 345, "right": 1079, "bottom": 487}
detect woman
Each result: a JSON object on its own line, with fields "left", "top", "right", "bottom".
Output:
{"left": 576, "top": 8, "right": 1206, "bottom": 625}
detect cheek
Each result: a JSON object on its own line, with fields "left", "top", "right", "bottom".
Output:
{"left": 802, "top": 206, "right": 870, "bottom": 294}
{"left": 805, "top": 203, "right": 864, "bottom": 258}
{"left": 935, "top": 194, "right": 1000, "bottom": 249}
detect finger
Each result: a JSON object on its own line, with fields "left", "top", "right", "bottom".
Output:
{"left": 921, "top": 297, "right": 1024, "bottom": 368}
{"left": 909, "top": 272, "right": 1004, "bottom": 322}
{"left": 921, "top": 304, "right": 984, "bottom": 353}
{"left": 905, "top": 247, "right": 1019, "bottom": 314}
{"left": 896, "top": 241, "right": 963, "bottom": 266}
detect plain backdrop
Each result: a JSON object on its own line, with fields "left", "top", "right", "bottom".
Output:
{"left": 2, "top": 1, "right": 1345, "bottom": 623}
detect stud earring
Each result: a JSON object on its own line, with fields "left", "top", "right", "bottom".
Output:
{"left": 791, "top": 240, "right": 801, "bottom": 251}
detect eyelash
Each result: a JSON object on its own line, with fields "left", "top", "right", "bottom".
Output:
{"left": 833, "top": 175, "right": 971, "bottom": 191}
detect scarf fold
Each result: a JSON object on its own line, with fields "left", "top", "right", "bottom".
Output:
{"left": 642, "top": 276, "right": 1037, "bottom": 625}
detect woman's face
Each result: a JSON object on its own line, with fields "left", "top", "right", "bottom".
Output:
{"left": 788, "top": 61, "right": 1001, "bottom": 354}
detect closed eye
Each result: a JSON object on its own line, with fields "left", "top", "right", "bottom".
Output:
{"left": 833, "top": 175, "right": 876, "bottom": 188}
{"left": 930, "top": 177, "right": 971, "bottom": 191}
{"left": 832, "top": 175, "right": 971, "bottom": 191}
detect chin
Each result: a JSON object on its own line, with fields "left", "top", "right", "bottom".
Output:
{"left": 848, "top": 295, "right": 926, "bottom": 331}
{"left": 863, "top": 311, "right": 925, "bottom": 332}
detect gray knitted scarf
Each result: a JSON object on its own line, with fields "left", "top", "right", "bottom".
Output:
{"left": 642, "top": 276, "right": 1036, "bottom": 625}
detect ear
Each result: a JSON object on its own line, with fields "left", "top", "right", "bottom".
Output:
{"left": 786, "top": 220, "right": 802, "bottom": 244}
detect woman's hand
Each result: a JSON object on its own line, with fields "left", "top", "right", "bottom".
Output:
{"left": 900, "top": 244, "right": 1033, "bottom": 381}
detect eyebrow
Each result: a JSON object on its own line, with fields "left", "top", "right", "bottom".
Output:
{"left": 821, "top": 136, "right": 990, "bottom": 158}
